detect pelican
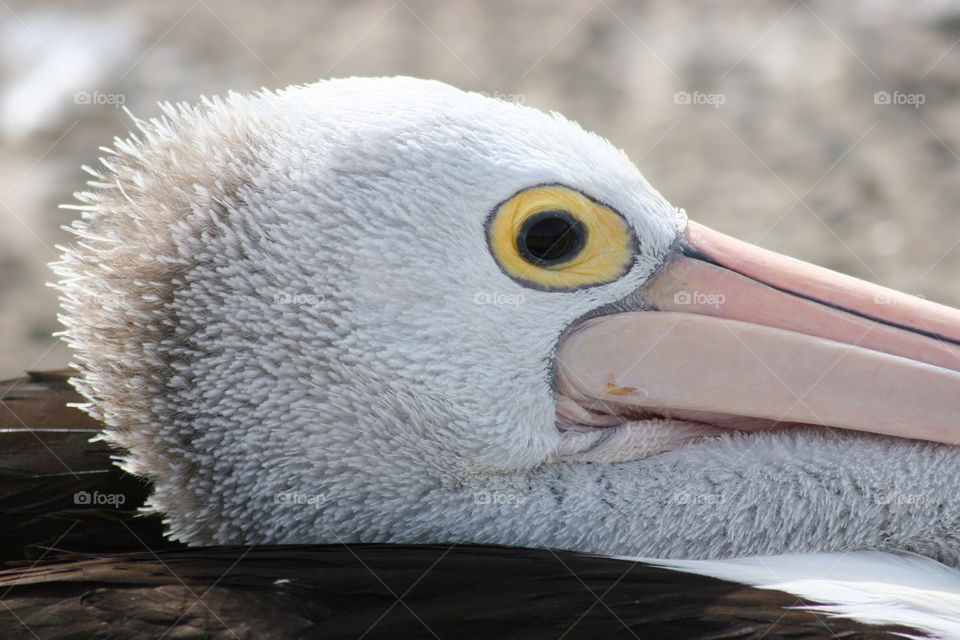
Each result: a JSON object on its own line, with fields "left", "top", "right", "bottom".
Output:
{"left": 3, "top": 76, "right": 960, "bottom": 637}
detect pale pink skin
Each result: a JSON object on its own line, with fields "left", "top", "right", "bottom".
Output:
{"left": 554, "top": 221, "right": 960, "bottom": 459}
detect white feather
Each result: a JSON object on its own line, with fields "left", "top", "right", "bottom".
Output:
{"left": 645, "top": 551, "right": 960, "bottom": 638}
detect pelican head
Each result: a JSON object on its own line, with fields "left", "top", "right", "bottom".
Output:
{"left": 54, "top": 77, "right": 960, "bottom": 562}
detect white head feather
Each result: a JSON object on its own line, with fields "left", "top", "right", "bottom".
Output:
{"left": 53, "top": 77, "right": 960, "bottom": 564}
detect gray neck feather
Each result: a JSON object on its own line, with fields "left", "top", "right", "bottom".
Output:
{"left": 273, "top": 430, "right": 960, "bottom": 567}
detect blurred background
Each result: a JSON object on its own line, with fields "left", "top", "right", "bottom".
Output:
{"left": 1, "top": 0, "right": 958, "bottom": 377}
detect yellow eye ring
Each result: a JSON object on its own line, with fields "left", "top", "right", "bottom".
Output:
{"left": 486, "top": 185, "right": 634, "bottom": 290}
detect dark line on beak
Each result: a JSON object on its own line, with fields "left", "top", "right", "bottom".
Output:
{"left": 681, "top": 246, "right": 960, "bottom": 350}
{"left": 678, "top": 240, "right": 722, "bottom": 267}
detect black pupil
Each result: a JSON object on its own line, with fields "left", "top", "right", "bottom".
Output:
{"left": 517, "top": 210, "right": 586, "bottom": 265}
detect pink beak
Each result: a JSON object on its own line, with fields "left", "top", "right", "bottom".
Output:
{"left": 556, "top": 221, "right": 960, "bottom": 446}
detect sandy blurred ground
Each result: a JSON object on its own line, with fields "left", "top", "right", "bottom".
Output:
{"left": 0, "top": 0, "right": 958, "bottom": 378}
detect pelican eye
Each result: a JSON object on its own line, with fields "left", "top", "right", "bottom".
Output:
{"left": 517, "top": 210, "right": 586, "bottom": 265}
{"left": 487, "top": 185, "right": 634, "bottom": 290}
